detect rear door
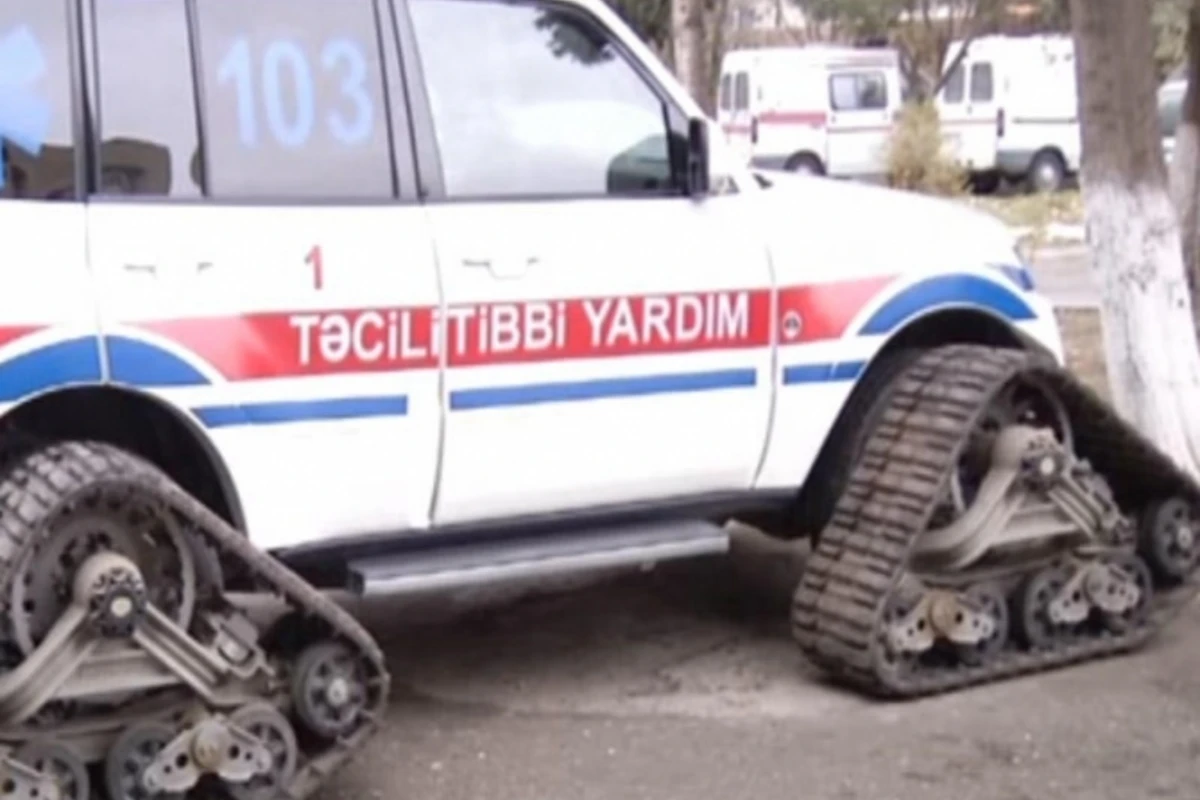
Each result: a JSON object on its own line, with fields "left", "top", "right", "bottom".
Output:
{"left": 398, "top": 0, "right": 775, "bottom": 524}
{"left": 84, "top": 0, "right": 442, "bottom": 551}
{"left": 0, "top": 1, "right": 101, "bottom": 405}
{"left": 825, "top": 66, "right": 893, "bottom": 177}
{"left": 939, "top": 57, "right": 999, "bottom": 172}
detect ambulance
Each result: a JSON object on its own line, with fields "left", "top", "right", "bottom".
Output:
{"left": 716, "top": 45, "right": 905, "bottom": 178}
{"left": 0, "top": 0, "right": 1194, "bottom": 798}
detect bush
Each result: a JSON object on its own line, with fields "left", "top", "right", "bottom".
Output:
{"left": 884, "top": 101, "right": 969, "bottom": 197}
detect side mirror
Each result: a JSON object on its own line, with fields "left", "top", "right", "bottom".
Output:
{"left": 685, "top": 117, "right": 710, "bottom": 197}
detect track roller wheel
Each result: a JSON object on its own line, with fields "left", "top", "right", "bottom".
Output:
{"left": 292, "top": 641, "right": 369, "bottom": 740}
{"left": 226, "top": 703, "right": 298, "bottom": 800}
{"left": 105, "top": 722, "right": 183, "bottom": 800}
{"left": 1013, "top": 565, "right": 1079, "bottom": 650}
{"left": 1096, "top": 553, "right": 1153, "bottom": 634}
{"left": 873, "top": 582, "right": 926, "bottom": 682}
{"left": 954, "top": 582, "right": 1009, "bottom": 666}
{"left": 1138, "top": 497, "right": 1200, "bottom": 584}
{"left": 14, "top": 740, "right": 88, "bottom": 800}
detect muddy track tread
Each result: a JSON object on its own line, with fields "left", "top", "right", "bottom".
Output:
{"left": 0, "top": 440, "right": 390, "bottom": 799}
{"left": 791, "top": 343, "right": 1200, "bottom": 698}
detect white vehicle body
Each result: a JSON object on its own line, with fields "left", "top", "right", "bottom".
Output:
{"left": 937, "top": 34, "right": 1080, "bottom": 192}
{"left": 1, "top": 0, "right": 1061, "bottom": 564}
{"left": 716, "top": 45, "right": 904, "bottom": 179}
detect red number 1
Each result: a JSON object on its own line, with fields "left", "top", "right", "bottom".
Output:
{"left": 305, "top": 245, "right": 324, "bottom": 290}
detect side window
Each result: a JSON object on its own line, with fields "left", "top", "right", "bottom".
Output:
{"left": 191, "top": 0, "right": 394, "bottom": 199}
{"left": 93, "top": 0, "right": 201, "bottom": 197}
{"left": 969, "top": 62, "right": 994, "bottom": 103}
{"left": 1160, "top": 88, "right": 1184, "bottom": 138}
{"left": 407, "top": 0, "right": 678, "bottom": 198}
{"left": 734, "top": 72, "right": 749, "bottom": 110}
{"left": 0, "top": 1, "right": 78, "bottom": 199}
{"left": 719, "top": 73, "right": 731, "bottom": 111}
{"left": 829, "top": 71, "right": 887, "bottom": 111}
{"left": 943, "top": 63, "right": 965, "bottom": 104}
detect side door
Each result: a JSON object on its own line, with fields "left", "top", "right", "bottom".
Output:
{"left": 85, "top": 0, "right": 442, "bottom": 552}
{"left": 397, "top": 0, "right": 775, "bottom": 525}
{"left": 0, "top": 2, "right": 101, "bottom": 404}
{"left": 938, "top": 59, "right": 998, "bottom": 172}
{"left": 825, "top": 68, "right": 892, "bottom": 178}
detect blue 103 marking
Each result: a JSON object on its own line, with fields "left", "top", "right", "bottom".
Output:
{"left": 216, "top": 36, "right": 375, "bottom": 149}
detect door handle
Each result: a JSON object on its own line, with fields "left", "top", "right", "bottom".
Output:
{"left": 123, "top": 263, "right": 158, "bottom": 276}
{"left": 462, "top": 256, "right": 537, "bottom": 280}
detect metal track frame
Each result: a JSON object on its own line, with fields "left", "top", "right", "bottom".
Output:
{"left": 792, "top": 344, "right": 1200, "bottom": 697}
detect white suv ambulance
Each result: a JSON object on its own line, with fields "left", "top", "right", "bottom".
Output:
{"left": 6, "top": 0, "right": 1184, "bottom": 793}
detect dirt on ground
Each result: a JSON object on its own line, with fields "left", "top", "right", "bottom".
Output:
{"left": 1056, "top": 307, "right": 1109, "bottom": 399}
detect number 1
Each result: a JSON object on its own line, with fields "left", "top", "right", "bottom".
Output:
{"left": 305, "top": 245, "right": 324, "bottom": 290}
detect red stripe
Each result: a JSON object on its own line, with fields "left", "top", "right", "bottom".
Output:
{"left": 131, "top": 278, "right": 895, "bottom": 381}
{"left": 759, "top": 110, "right": 828, "bottom": 127}
{"left": 0, "top": 326, "right": 42, "bottom": 349}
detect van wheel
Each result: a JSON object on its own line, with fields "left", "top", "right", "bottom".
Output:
{"left": 1028, "top": 150, "right": 1065, "bottom": 193}
{"left": 785, "top": 153, "right": 824, "bottom": 176}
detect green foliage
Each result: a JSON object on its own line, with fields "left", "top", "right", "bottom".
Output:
{"left": 884, "top": 101, "right": 969, "bottom": 196}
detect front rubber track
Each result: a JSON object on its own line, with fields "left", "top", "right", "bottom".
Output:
{"left": 791, "top": 344, "right": 1200, "bottom": 698}
{"left": 0, "top": 441, "right": 391, "bottom": 798}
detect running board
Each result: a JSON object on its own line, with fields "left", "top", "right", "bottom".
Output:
{"left": 347, "top": 519, "right": 730, "bottom": 596}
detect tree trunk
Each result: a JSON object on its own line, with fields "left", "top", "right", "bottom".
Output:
{"left": 1168, "top": 1, "right": 1200, "bottom": 320}
{"left": 1069, "top": 0, "right": 1200, "bottom": 478}
{"left": 670, "top": 0, "right": 707, "bottom": 107}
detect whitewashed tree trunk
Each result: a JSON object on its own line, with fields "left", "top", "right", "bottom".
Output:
{"left": 670, "top": 0, "right": 707, "bottom": 104}
{"left": 1069, "top": 0, "right": 1200, "bottom": 480}
{"left": 1168, "top": 1, "right": 1200, "bottom": 317}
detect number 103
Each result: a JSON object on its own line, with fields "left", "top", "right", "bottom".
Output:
{"left": 217, "top": 36, "right": 376, "bottom": 148}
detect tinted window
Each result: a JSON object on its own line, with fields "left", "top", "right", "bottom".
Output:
{"left": 192, "top": 0, "right": 394, "bottom": 199}
{"left": 970, "top": 62, "right": 993, "bottom": 102}
{"left": 94, "top": 0, "right": 200, "bottom": 197}
{"left": 734, "top": 72, "right": 749, "bottom": 110}
{"left": 829, "top": 71, "right": 887, "bottom": 111}
{"left": 0, "top": 0, "right": 78, "bottom": 200}
{"left": 408, "top": 0, "right": 676, "bottom": 198}
{"left": 1160, "top": 88, "right": 1184, "bottom": 137}
{"left": 719, "top": 73, "right": 731, "bottom": 111}
{"left": 943, "top": 63, "right": 965, "bottom": 104}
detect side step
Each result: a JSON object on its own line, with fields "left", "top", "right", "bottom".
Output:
{"left": 347, "top": 519, "right": 729, "bottom": 596}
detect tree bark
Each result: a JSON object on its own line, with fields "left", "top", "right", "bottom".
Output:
{"left": 1168, "top": 0, "right": 1200, "bottom": 319}
{"left": 1069, "top": 0, "right": 1200, "bottom": 478}
{"left": 670, "top": 0, "right": 707, "bottom": 108}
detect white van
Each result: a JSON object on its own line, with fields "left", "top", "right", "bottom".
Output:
{"left": 716, "top": 45, "right": 904, "bottom": 180}
{"left": 936, "top": 34, "right": 1080, "bottom": 193}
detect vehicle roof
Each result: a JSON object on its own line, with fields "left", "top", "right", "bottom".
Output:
{"left": 944, "top": 33, "right": 1074, "bottom": 63}
{"left": 722, "top": 45, "right": 900, "bottom": 71}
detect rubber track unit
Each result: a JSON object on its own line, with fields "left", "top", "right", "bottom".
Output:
{"left": 0, "top": 441, "right": 390, "bottom": 798}
{"left": 791, "top": 343, "right": 1200, "bottom": 698}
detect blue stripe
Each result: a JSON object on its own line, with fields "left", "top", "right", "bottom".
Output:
{"left": 0, "top": 337, "right": 103, "bottom": 401}
{"left": 781, "top": 360, "right": 866, "bottom": 385}
{"left": 449, "top": 368, "right": 757, "bottom": 411}
{"left": 194, "top": 396, "right": 408, "bottom": 428}
{"left": 108, "top": 336, "right": 212, "bottom": 387}
{"left": 857, "top": 274, "right": 1036, "bottom": 336}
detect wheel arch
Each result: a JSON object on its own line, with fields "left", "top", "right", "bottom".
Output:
{"left": 784, "top": 150, "right": 825, "bottom": 174}
{"left": 0, "top": 384, "right": 246, "bottom": 532}
{"left": 785, "top": 305, "right": 1048, "bottom": 538}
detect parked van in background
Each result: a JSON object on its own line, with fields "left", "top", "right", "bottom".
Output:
{"left": 716, "top": 45, "right": 904, "bottom": 180}
{"left": 937, "top": 34, "right": 1079, "bottom": 193}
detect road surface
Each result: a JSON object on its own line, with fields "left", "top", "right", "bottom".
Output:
{"left": 1027, "top": 244, "right": 1095, "bottom": 307}
{"left": 316, "top": 531, "right": 1200, "bottom": 800}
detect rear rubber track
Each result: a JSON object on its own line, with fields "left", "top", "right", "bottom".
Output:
{"left": 792, "top": 343, "right": 1200, "bottom": 697}
{"left": 0, "top": 440, "right": 390, "bottom": 798}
